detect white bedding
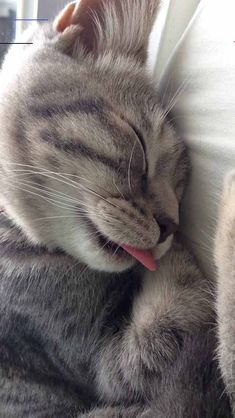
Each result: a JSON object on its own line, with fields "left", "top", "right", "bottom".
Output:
{"left": 154, "top": 0, "right": 235, "bottom": 278}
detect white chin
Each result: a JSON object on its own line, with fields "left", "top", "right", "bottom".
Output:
{"left": 153, "top": 235, "right": 173, "bottom": 260}
{"left": 59, "top": 232, "right": 135, "bottom": 273}
{"left": 87, "top": 255, "right": 135, "bottom": 273}
{"left": 76, "top": 245, "right": 135, "bottom": 273}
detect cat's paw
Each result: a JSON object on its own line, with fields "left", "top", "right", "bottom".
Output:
{"left": 214, "top": 171, "right": 235, "bottom": 268}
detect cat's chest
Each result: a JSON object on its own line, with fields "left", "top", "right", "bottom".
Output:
{"left": 0, "top": 232, "right": 142, "bottom": 364}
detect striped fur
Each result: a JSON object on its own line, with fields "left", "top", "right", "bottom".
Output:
{"left": 0, "top": 0, "right": 231, "bottom": 416}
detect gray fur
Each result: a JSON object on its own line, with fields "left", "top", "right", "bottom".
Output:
{"left": 215, "top": 172, "right": 235, "bottom": 415}
{"left": 0, "top": 0, "right": 231, "bottom": 416}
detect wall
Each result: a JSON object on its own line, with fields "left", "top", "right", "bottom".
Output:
{"left": 37, "top": 0, "right": 66, "bottom": 19}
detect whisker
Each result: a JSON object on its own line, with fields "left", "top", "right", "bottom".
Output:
{"left": 13, "top": 179, "right": 83, "bottom": 207}
{"left": 23, "top": 184, "right": 99, "bottom": 213}
{"left": 9, "top": 175, "right": 82, "bottom": 204}
{"left": 64, "top": 173, "right": 109, "bottom": 196}
{"left": 3, "top": 180, "right": 79, "bottom": 213}
{"left": 2, "top": 162, "right": 106, "bottom": 192}
{"left": 3, "top": 178, "right": 125, "bottom": 232}
{"left": 2, "top": 163, "right": 125, "bottom": 211}
{"left": 30, "top": 214, "right": 95, "bottom": 223}
{"left": 2, "top": 175, "right": 99, "bottom": 213}
{"left": 113, "top": 243, "right": 122, "bottom": 257}
{"left": 161, "top": 76, "right": 192, "bottom": 121}
{"left": 127, "top": 140, "right": 137, "bottom": 193}
{"left": 4, "top": 180, "right": 120, "bottom": 229}
{"left": 112, "top": 171, "right": 125, "bottom": 200}
{"left": 159, "top": 70, "right": 176, "bottom": 110}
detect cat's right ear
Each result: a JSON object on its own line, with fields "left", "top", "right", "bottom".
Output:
{"left": 53, "top": 0, "right": 160, "bottom": 64}
{"left": 54, "top": 2, "right": 77, "bottom": 33}
{"left": 53, "top": 0, "right": 108, "bottom": 55}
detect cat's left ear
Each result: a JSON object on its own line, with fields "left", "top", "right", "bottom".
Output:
{"left": 54, "top": 0, "right": 160, "bottom": 64}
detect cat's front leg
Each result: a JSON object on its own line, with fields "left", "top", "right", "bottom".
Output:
{"left": 215, "top": 171, "right": 235, "bottom": 412}
{"left": 95, "top": 241, "right": 212, "bottom": 403}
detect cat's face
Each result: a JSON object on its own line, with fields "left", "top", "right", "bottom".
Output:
{"left": 0, "top": 0, "right": 189, "bottom": 272}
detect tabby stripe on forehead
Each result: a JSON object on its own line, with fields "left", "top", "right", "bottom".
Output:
{"left": 40, "top": 129, "right": 126, "bottom": 173}
{"left": 30, "top": 99, "right": 147, "bottom": 169}
{"left": 30, "top": 98, "right": 135, "bottom": 144}
{"left": 30, "top": 98, "right": 111, "bottom": 118}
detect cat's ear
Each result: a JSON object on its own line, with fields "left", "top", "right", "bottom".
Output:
{"left": 54, "top": 0, "right": 160, "bottom": 63}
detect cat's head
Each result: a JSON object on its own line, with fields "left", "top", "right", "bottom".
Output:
{"left": 0, "top": 0, "right": 189, "bottom": 272}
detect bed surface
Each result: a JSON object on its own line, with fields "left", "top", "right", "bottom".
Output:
{"left": 156, "top": 0, "right": 235, "bottom": 277}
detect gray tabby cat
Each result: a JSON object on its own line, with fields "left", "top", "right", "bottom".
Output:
{"left": 215, "top": 173, "right": 235, "bottom": 416}
{"left": 0, "top": 0, "right": 231, "bottom": 416}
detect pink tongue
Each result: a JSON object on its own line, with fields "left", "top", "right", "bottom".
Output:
{"left": 121, "top": 244, "right": 157, "bottom": 272}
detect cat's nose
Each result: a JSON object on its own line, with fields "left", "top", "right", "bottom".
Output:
{"left": 95, "top": 197, "right": 160, "bottom": 249}
{"left": 157, "top": 218, "right": 178, "bottom": 243}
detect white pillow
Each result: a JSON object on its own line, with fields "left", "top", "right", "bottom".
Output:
{"left": 157, "top": 0, "right": 235, "bottom": 278}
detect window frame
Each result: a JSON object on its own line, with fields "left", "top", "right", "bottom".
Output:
{"left": 15, "top": 0, "right": 66, "bottom": 35}
{"left": 37, "top": 0, "right": 66, "bottom": 20}
{"left": 15, "top": 0, "right": 38, "bottom": 36}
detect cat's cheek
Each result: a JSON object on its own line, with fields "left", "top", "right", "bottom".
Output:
{"left": 153, "top": 235, "right": 173, "bottom": 261}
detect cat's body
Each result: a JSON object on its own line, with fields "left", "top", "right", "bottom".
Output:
{"left": 0, "top": 214, "right": 230, "bottom": 417}
{"left": 0, "top": 0, "right": 232, "bottom": 416}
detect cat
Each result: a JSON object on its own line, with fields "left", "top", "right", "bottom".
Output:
{"left": 0, "top": 0, "right": 231, "bottom": 416}
{"left": 215, "top": 172, "right": 235, "bottom": 416}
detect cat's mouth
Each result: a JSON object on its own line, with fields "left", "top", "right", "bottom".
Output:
{"left": 84, "top": 217, "right": 128, "bottom": 258}
{"left": 84, "top": 217, "right": 157, "bottom": 271}
{"left": 97, "top": 233, "right": 127, "bottom": 257}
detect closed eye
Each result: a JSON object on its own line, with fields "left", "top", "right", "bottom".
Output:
{"left": 124, "top": 119, "right": 148, "bottom": 176}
